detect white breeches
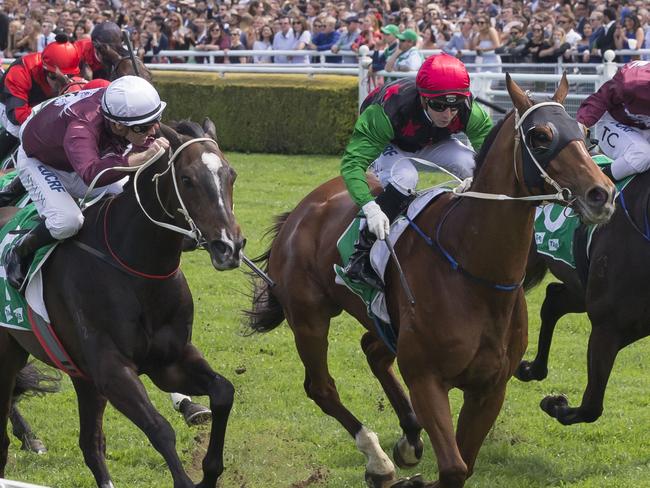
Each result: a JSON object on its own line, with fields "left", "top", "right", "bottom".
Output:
{"left": 593, "top": 112, "right": 650, "bottom": 180}
{"left": 369, "top": 138, "right": 476, "bottom": 195}
{"left": 16, "top": 147, "right": 124, "bottom": 240}
{"left": 0, "top": 103, "right": 22, "bottom": 138}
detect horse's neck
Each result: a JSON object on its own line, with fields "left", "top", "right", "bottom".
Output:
{"left": 440, "top": 118, "right": 535, "bottom": 284}
{"left": 107, "top": 160, "right": 184, "bottom": 271}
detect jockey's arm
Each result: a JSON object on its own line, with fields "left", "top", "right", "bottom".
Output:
{"left": 464, "top": 101, "right": 493, "bottom": 152}
{"left": 63, "top": 119, "right": 129, "bottom": 187}
{"left": 575, "top": 77, "right": 617, "bottom": 128}
{"left": 3, "top": 65, "right": 33, "bottom": 125}
{"left": 340, "top": 104, "right": 395, "bottom": 208}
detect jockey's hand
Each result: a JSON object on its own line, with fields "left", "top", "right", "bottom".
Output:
{"left": 362, "top": 201, "right": 390, "bottom": 240}
{"left": 128, "top": 137, "right": 170, "bottom": 167}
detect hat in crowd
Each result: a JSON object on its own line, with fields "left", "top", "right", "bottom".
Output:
{"left": 396, "top": 29, "right": 418, "bottom": 42}
{"left": 380, "top": 24, "right": 400, "bottom": 36}
{"left": 344, "top": 16, "right": 360, "bottom": 24}
{"left": 91, "top": 21, "right": 122, "bottom": 45}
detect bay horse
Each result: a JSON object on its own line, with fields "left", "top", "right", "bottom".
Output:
{"left": 246, "top": 74, "right": 615, "bottom": 488}
{"left": 516, "top": 169, "right": 650, "bottom": 425}
{"left": 0, "top": 119, "right": 243, "bottom": 488}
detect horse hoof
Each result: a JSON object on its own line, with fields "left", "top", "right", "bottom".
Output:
{"left": 21, "top": 435, "right": 47, "bottom": 454}
{"left": 388, "top": 474, "right": 426, "bottom": 488}
{"left": 365, "top": 470, "right": 397, "bottom": 488}
{"left": 514, "top": 360, "right": 546, "bottom": 382}
{"left": 540, "top": 394, "right": 568, "bottom": 418}
{"left": 392, "top": 436, "right": 424, "bottom": 468}
{"left": 181, "top": 401, "right": 212, "bottom": 426}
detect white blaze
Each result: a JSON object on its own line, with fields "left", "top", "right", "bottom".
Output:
{"left": 201, "top": 151, "right": 225, "bottom": 208}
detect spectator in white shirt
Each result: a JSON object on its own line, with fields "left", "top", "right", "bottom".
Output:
{"left": 272, "top": 16, "right": 295, "bottom": 63}
{"left": 36, "top": 21, "right": 56, "bottom": 52}
{"left": 385, "top": 29, "right": 423, "bottom": 72}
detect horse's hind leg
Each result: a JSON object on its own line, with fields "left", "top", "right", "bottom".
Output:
{"left": 540, "top": 325, "right": 621, "bottom": 425}
{"left": 0, "top": 332, "right": 29, "bottom": 477}
{"left": 515, "top": 282, "right": 585, "bottom": 382}
{"left": 361, "top": 332, "right": 423, "bottom": 469}
{"left": 290, "top": 312, "right": 396, "bottom": 487}
{"left": 9, "top": 402, "right": 46, "bottom": 454}
{"left": 147, "top": 343, "right": 234, "bottom": 488}
{"left": 71, "top": 377, "right": 112, "bottom": 488}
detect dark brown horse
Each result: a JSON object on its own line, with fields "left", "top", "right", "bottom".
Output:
{"left": 246, "top": 75, "right": 615, "bottom": 488}
{"left": 0, "top": 119, "right": 243, "bottom": 488}
{"left": 516, "top": 169, "right": 650, "bottom": 425}
{"left": 80, "top": 43, "right": 153, "bottom": 82}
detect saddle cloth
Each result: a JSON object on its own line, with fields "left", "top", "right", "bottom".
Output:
{"left": 335, "top": 187, "right": 447, "bottom": 324}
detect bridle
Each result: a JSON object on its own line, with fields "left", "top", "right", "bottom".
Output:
{"left": 83, "top": 137, "right": 217, "bottom": 247}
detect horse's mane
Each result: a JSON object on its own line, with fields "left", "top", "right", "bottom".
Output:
{"left": 170, "top": 120, "right": 206, "bottom": 139}
{"left": 472, "top": 110, "right": 514, "bottom": 178}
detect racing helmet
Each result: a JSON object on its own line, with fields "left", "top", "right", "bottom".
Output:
{"left": 42, "top": 35, "right": 81, "bottom": 76}
{"left": 415, "top": 54, "right": 470, "bottom": 102}
{"left": 100, "top": 76, "right": 166, "bottom": 126}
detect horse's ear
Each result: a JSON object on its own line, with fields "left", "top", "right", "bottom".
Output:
{"left": 505, "top": 72, "right": 532, "bottom": 115}
{"left": 159, "top": 123, "right": 183, "bottom": 149}
{"left": 552, "top": 72, "right": 569, "bottom": 104}
{"left": 202, "top": 117, "right": 217, "bottom": 141}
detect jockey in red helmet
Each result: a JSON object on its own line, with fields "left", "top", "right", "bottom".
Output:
{"left": 341, "top": 53, "right": 493, "bottom": 290}
{"left": 0, "top": 33, "right": 80, "bottom": 160}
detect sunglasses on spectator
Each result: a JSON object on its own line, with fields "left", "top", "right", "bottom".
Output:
{"left": 130, "top": 120, "right": 159, "bottom": 134}
{"left": 314, "top": 23, "right": 323, "bottom": 28}
{"left": 533, "top": 27, "right": 543, "bottom": 32}
{"left": 427, "top": 99, "right": 464, "bottom": 112}
{"left": 211, "top": 27, "right": 220, "bottom": 31}
{"left": 477, "top": 20, "right": 487, "bottom": 25}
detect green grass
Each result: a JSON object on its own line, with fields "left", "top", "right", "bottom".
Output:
{"left": 5, "top": 154, "right": 650, "bottom": 488}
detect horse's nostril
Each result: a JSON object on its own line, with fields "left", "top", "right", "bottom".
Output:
{"left": 586, "top": 186, "right": 609, "bottom": 207}
{"left": 213, "top": 240, "right": 231, "bottom": 257}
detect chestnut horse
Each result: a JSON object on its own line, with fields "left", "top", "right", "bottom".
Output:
{"left": 516, "top": 169, "right": 650, "bottom": 425}
{"left": 0, "top": 119, "right": 243, "bottom": 488}
{"left": 246, "top": 75, "right": 615, "bottom": 487}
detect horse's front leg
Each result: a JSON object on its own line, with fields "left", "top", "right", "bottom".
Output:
{"left": 540, "top": 325, "right": 620, "bottom": 425}
{"left": 89, "top": 347, "right": 194, "bottom": 488}
{"left": 147, "top": 344, "right": 234, "bottom": 488}
{"left": 403, "top": 372, "right": 467, "bottom": 488}
{"left": 71, "top": 377, "right": 112, "bottom": 488}
{"left": 361, "top": 332, "right": 423, "bottom": 469}
{"left": 515, "top": 282, "right": 584, "bottom": 382}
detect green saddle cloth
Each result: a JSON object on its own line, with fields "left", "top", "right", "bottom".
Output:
{"left": 0, "top": 204, "right": 57, "bottom": 331}
{"left": 334, "top": 214, "right": 382, "bottom": 312}
{"left": 534, "top": 155, "right": 632, "bottom": 268}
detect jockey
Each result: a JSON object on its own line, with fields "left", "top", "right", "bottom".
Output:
{"left": 576, "top": 60, "right": 650, "bottom": 180}
{"left": 4, "top": 76, "right": 169, "bottom": 289}
{"left": 0, "top": 34, "right": 80, "bottom": 163}
{"left": 341, "top": 53, "right": 493, "bottom": 290}
{"left": 75, "top": 21, "right": 127, "bottom": 80}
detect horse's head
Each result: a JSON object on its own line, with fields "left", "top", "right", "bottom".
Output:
{"left": 160, "top": 119, "right": 244, "bottom": 270}
{"left": 96, "top": 43, "right": 153, "bottom": 82}
{"left": 506, "top": 73, "right": 615, "bottom": 224}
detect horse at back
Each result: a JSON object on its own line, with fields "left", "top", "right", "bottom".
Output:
{"left": 248, "top": 75, "right": 615, "bottom": 487}
{"left": 0, "top": 119, "right": 243, "bottom": 488}
{"left": 518, "top": 168, "right": 650, "bottom": 425}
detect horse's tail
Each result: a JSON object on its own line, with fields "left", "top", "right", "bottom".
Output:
{"left": 12, "top": 362, "right": 62, "bottom": 402}
{"left": 245, "top": 212, "right": 290, "bottom": 334}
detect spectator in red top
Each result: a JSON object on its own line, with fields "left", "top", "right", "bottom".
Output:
{"left": 0, "top": 34, "right": 80, "bottom": 159}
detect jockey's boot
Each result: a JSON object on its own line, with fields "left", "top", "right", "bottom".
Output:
{"left": 344, "top": 184, "right": 414, "bottom": 291}
{"left": 344, "top": 225, "right": 384, "bottom": 291}
{"left": 4, "top": 222, "right": 56, "bottom": 290}
{"left": 0, "top": 129, "right": 19, "bottom": 164}
{"left": 0, "top": 176, "right": 26, "bottom": 207}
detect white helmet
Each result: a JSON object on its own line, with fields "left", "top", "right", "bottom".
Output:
{"left": 101, "top": 76, "right": 166, "bottom": 126}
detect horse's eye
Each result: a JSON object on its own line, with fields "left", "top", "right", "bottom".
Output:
{"left": 533, "top": 131, "right": 551, "bottom": 144}
{"left": 180, "top": 175, "right": 193, "bottom": 187}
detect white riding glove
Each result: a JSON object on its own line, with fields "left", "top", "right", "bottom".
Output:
{"left": 362, "top": 201, "right": 390, "bottom": 240}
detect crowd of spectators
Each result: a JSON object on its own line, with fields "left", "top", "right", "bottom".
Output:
{"left": 1, "top": 0, "right": 649, "bottom": 68}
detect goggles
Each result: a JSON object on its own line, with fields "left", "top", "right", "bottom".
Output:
{"left": 129, "top": 119, "right": 159, "bottom": 134}
{"left": 426, "top": 98, "right": 465, "bottom": 112}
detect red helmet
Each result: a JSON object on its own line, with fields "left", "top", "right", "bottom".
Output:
{"left": 42, "top": 39, "right": 80, "bottom": 76}
{"left": 416, "top": 54, "right": 470, "bottom": 100}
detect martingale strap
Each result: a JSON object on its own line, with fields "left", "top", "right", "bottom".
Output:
{"left": 28, "top": 307, "right": 88, "bottom": 379}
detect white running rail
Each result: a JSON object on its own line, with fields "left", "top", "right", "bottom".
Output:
{"left": 0, "top": 480, "right": 50, "bottom": 488}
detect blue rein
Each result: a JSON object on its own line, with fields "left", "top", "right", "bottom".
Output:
{"left": 406, "top": 198, "right": 524, "bottom": 292}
